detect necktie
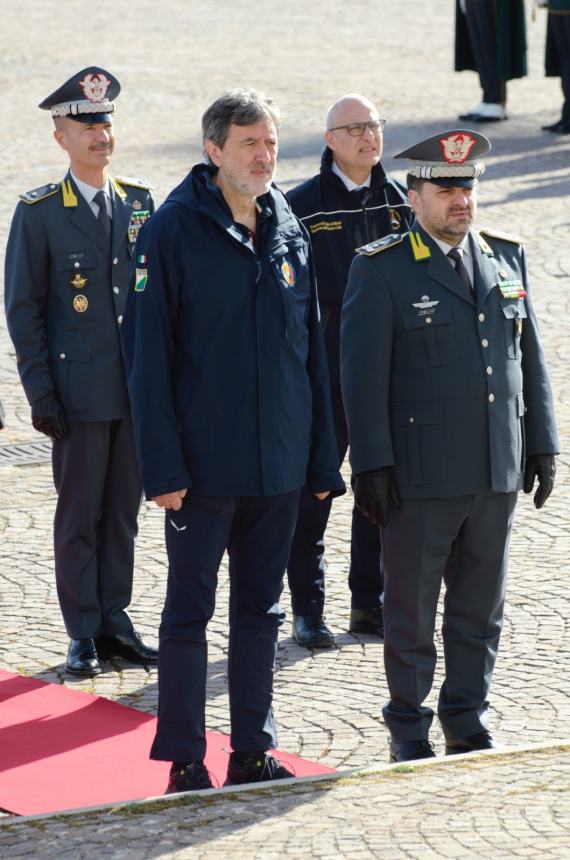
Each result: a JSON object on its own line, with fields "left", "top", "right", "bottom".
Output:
{"left": 447, "top": 247, "right": 472, "bottom": 292}
{"left": 93, "top": 190, "right": 112, "bottom": 243}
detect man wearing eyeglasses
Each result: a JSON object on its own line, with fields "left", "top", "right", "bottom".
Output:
{"left": 286, "top": 94, "right": 413, "bottom": 648}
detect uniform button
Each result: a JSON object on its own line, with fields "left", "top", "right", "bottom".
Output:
{"left": 486, "top": 366, "right": 493, "bottom": 375}
{"left": 59, "top": 353, "right": 66, "bottom": 360}
{"left": 479, "top": 313, "right": 485, "bottom": 322}
{"left": 425, "top": 317, "right": 432, "bottom": 325}
{"left": 481, "top": 338, "right": 489, "bottom": 348}
{"left": 113, "top": 257, "right": 119, "bottom": 265}
{"left": 117, "top": 315, "right": 123, "bottom": 324}
{"left": 74, "top": 261, "right": 80, "bottom": 268}
{"left": 113, "top": 286, "right": 119, "bottom": 294}
{"left": 488, "top": 393, "right": 495, "bottom": 403}
{"left": 409, "top": 417, "right": 414, "bottom": 424}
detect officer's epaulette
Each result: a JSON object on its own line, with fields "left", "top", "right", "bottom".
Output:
{"left": 356, "top": 233, "right": 404, "bottom": 256}
{"left": 478, "top": 227, "right": 523, "bottom": 246}
{"left": 113, "top": 175, "right": 153, "bottom": 191}
{"left": 19, "top": 183, "right": 59, "bottom": 205}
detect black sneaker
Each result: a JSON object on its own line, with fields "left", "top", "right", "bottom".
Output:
{"left": 165, "top": 760, "right": 213, "bottom": 794}
{"left": 225, "top": 752, "right": 295, "bottom": 786}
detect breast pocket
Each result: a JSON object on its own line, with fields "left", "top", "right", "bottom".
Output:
{"left": 55, "top": 253, "right": 98, "bottom": 290}
{"left": 501, "top": 300, "right": 527, "bottom": 359}
{"left": 401, "top": 306, "right": 455, "bottom": 367}
{"left": 392, "top": 400, "right": 445, "bottom": 486}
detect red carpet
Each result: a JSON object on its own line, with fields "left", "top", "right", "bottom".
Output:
{"left": 0, "top": 669, "right": 335, "bottom": 816}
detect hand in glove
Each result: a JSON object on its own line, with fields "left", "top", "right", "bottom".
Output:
{"left": 31, "top": 394, "right": 67, "bottom": 441}
{"left": 352, "top": 468, "right": 400, "bottom": 527}
{"left": 523, "top": 454, "right": 556, "bottom": 510}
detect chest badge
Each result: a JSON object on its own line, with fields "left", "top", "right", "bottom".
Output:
{"left": 71, "top": 273, "right": 87, "bottom": 289}
{"left": 73, "top": 294, "right": 88, "bottom": 313}
{"left": 281, "top": 260, "right": 296, "bottom": 287}
{"left": 412, "top": 295, "right": 439, "bottom": 317}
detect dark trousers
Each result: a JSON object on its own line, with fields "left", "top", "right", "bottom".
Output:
{"left": 150, "top": 490, "right": 300, "bottom": 763}
{"left": 464, "top": 0, "right": 505, "bottom": 104}
{"left": 381, "top": 491, "right": 517, "bottom": 742}
{"left": 286, "top": 389, "right": 382, "bottom": 616}
{"left": 52, "top": 416, "right": 142, "bottom": 639}
{"left": 550, "top": 13, "right": 570, "bottom": 122}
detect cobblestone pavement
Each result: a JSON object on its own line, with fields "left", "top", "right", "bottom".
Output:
{"left": 0, "top": 1, "right": 569, "bottom": 857}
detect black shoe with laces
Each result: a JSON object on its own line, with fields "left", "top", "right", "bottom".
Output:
{"left": 389, "top": 739, "right": 436, "bottom": 763}
{"left": 165, "top": 760, "right": 213, "bottom": 794}
{"left": 224, "top": 751, "right": 295, "bottom": 786}
{"left": 292, "top": 613, "right": 334, "bottom": 648}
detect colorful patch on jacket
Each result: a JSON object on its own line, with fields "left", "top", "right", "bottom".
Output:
{"left": 281, "top": 260, "right": 295, "bottom": 287}
{"left": 135, "top": 268, "right": 148, "bottom": 292}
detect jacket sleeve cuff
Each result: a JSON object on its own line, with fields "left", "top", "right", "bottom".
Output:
{"left": 144, "top": 473, "right": 192, "bottom": 501}
{"left": 305, "top": 468, "right": 346, "bottom": 497}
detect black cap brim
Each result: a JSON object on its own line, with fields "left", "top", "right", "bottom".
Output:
{"left": 67, "top": 112, "right": 114, "bottom": 124}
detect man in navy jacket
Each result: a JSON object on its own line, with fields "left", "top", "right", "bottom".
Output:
{"left": 122, "top": 90, "right": 344, "bottom": 793}
{"left": 287, "top": 95, "right": 413, "bottom": 647}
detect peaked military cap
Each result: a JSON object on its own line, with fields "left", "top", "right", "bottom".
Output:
{"left": 38, "top": 67, "right": 120, "bottom": 123}
{"left": 394, "top": 129, "right": 491, "bottom": 187}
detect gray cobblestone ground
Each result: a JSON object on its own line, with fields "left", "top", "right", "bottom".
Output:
{"left": 0, "top": 0, "right": 569, "bottom": 857}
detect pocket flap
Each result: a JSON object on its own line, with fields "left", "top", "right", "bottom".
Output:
{"left": 501, "top": 300, "right": 527, "bottom": 320}
{"left": 50, "top": 342, "right": 92, "bottom": 362}
{"left": 392, "top": 400, "right": 443, "bottom": 426}
{"left": 402, "top": 305, "right": 453, "bottom": 331}
{"left": 56, "top": 253, "right": 97, "bottom": 272}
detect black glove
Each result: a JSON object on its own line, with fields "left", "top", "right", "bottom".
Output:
{"left": 523, "top": 454, "right": 556, "bottom": 510}
{"left": 352, "top": 468, "right": 400, "bottom": 527}
{"left": 31, "top": 394, "right": 67, "bottom": 441}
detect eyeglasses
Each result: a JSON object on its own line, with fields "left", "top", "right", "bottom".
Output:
{"left": 328, "top": 119, "right": 386, "bottom": 137}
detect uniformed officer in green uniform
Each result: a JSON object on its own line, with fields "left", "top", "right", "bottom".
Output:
{"left": 341, "top": 129, "right": 559, "bottom": 763}
{"left": 4, "top": 67, "right": 158, "bottom": 676}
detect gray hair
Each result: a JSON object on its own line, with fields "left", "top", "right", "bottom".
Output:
{"left": 202, "top": 89, "right": 281, "bottom": 151}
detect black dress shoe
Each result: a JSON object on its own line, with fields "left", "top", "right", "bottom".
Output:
{"left": 445, "top": 730, "right": 498, "bottom": 756}
{"left": 542, "top": 119, "right": 563, "bottom": 132}
{"left": 166, "top": 761, "right": 213, "bottom": 794}
{"left": 65, "top": 638, "right": 101, "bottom": 677}
{"left": 349, "top": 606, "right": 384, "bottom": 638}
{"left": 389, "top": 739, "right": 436, "bottom": 763}
{"left": 95, "top": 630, "right": 158, "bottom": 664}
{"left": 224, "top": 752, "right": 294, "bottom": 785}
{"left": 292, "top": 614, "right": 334, "bottom": 648}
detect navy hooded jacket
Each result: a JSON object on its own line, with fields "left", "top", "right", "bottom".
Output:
{"left": 121, "top": 163, "right": 345, "bottom": 501}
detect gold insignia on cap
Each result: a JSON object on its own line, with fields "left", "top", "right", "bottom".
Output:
{"left": 73, "top": 294, "right": 88, "bottom": 313}
{"left": 440, "top": 132, "right": 476, "bottom": 164}
{"left": 71, "top": 273, "right": 87, "bottom": 289}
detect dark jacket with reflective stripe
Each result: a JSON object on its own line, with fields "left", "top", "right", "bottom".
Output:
{"left": 288, "top": 149, "right": 413, "bottom": 388}
{"left": 122, "top": 163, "right": 345, "bottom": 501}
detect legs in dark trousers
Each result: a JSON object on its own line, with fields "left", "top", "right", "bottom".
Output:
{"left": 52, "top": 417, "right": 142, "bottom": 639}
{"left": 150, "top": 491, "right": 300, "bottom": 764}
{"left": 464, "top": 0, "right": 505, "bottom": 104}
{"left": 381, "top": 492, "right": 517, "bottom": 743}
{"left": 287, "top": 390, "right": 382, "bottom": 615}
{"left": 551, "top": 14, "right": 570, "bottom": 124}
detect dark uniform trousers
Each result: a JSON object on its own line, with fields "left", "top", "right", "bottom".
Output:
{"left": 287, "top": 390, "right": 382, "bottom": 616}
{"left": 464, "top": 0, "right": 504, "bottom": 104}
{"left": 150, "top": 490, "right": 300, "bottom": 763}
{"left": 52, "top": 415, "right": 142, "bottom": 639}
{"left": 381, "top": 490, "right": 517, "bottom": 742}
{"left": 548, "top": 11, "right": 570, "bottom": 124}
